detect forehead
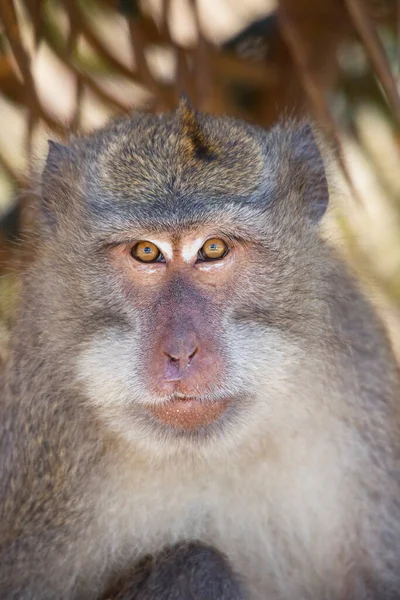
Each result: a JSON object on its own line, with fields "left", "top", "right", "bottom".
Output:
{"left": 79, "top": 112, "right": 268, "bottom": 212}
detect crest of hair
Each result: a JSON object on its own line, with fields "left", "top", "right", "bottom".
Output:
{"left": 176, "top": 95, "right": 217, "bottom": 162}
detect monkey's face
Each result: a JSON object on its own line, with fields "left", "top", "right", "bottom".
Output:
{"left": 41, "top": 108, "right": 330, "bottom": 457}
{"left": 76, "top": 217, "right": 284, "bottom": 454}
{"left": 73, "top": 213, "right": 327, "bottom": 457}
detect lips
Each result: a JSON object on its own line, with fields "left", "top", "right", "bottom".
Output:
{"left": 147, "top": 394, "right": 231, "bottom": 430}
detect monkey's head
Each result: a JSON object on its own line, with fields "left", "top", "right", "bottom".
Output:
{"left": 38, "top": 100, "right": 332, "bottom": 458}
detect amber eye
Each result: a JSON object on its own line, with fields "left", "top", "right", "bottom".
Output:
{"left": 199, "top": 238, "right": 228, "bottom": 261}
{"left": 131, "top": 241, "right": 163, "bottom": 263}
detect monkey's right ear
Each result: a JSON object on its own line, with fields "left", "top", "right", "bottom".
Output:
{"left": 41, "top": 140, "right": 75, "bottom": 228}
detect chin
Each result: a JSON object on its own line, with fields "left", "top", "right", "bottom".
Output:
{"left": 102, "top": 393, "right": 251, "bottom": 461}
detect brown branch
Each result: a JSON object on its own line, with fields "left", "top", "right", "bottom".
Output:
{"left": 65, "top": 7, "right": 83, "bottom": 132}
{"left": 0, "top": 1, "right": 34, "bottom": 92}
{"left": 188, "top": 0, "right": 212, "bottom": 111}
{"left": 0, "top": 149, "right": 22, "bottom": 183}
{"left": 21, "top": 0, "right": 131, "bottom": 113}
{"left": 0, "top": 0, "right": 66, "bottom": 135}
{"left": 60, "top": 0, "right": 143, "bottom": 83}
{"left": 175, "top": 46, "right": 195, "bottom": 104}
{"left": 278, "top": 4, "right": 362, "bottom": 205}
{"left": 397, "top": 0, "right": 400, "bottom": 75}
{"left": 25, "top": 0, "right": 44, "bottom": 48}
{"left": 65, "top": 0, "right": 82, "bottom": 56}
{"left": 205, "top": 50, "right": 278, "bottom": 89}
{"left": 59, "top": 0, "right": 175, "bottom": 110}
{"left": 0, "top": 56, "right": 26, "bottom": 105}
{"left": 127, "top": 19, "right": 161, "bottom": 98}
{"left": 160, "top": 0, "right": 173, "bottom": 40}
{"left": 25, "top": 110, "right": 37, "bottom": 173}
{"left": 70, "top": 74, "right": 84, "bottom": 132}
{"left": 345, "top": 0, "right": 400, "bottom": 126}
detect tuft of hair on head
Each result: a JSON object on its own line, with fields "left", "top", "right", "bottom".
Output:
{"left": 176, "top": 94, "right": 217, "bottom": 163}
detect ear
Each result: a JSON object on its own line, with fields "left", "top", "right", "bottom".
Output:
{"left": 290, "top": 123, "right": 329, "bottom": 222}
{"left": 44, "top": 140, "right": 72, "bottom": 172}
{"left": 41, "top": 140, "right": 75, "bottom": 229}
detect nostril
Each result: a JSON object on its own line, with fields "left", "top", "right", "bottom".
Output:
{"left": 188, "top": 347, "right": 198, "bottom": 364}
{"left": 163, "top": 345, "right": 199, "bottom": 367}
{"left": 164, "top": 352, "right": 180, "bottom": 364}
{"left": 163, "top": 332, "right": 200, "bottom": 367}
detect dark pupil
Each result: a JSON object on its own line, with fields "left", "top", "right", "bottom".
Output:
{"left": 210, "top": 244, "right": 217, "bottom": 250}
{"left": 144, "top": 246, "right": 152, "bottom": 254}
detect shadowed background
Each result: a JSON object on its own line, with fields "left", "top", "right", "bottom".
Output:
{"left": 1, "top": 0, "right": 400, "bottom": 360}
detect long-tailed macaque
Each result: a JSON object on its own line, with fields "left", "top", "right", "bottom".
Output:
{"left": 1, "top": 99, "right": 400, "bottom": 599}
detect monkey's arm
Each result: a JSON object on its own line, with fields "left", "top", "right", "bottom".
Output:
{"left": 103, "top": 541, "right": 246, "bottom": 600}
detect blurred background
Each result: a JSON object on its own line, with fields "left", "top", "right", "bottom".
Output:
{"left": 1, "top": 0, "right": 400, "bottom": 360}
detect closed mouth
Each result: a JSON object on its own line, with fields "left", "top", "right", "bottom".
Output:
{"left": 146, "top": 393, "right": 232, "bottom": 430}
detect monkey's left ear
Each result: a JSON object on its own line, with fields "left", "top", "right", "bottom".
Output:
{"left": 290, "top": 123, "right": 329, "bottom": 222}
{"left": 41, "top": 140, "right": 75, "bottom": 229}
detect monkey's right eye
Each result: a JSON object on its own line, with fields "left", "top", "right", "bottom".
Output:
{"left": 131, "top": 241, "right": 164, "bottom": 263}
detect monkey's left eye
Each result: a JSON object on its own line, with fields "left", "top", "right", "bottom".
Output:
{"left": 198, "top": 238, "right": 229, "bottom": 261}
{"left": 131, "top": 241, "right": 164, "bottom": 263}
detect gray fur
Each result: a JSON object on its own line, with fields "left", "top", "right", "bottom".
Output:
{"left": 1, "top": 105, "right": 400, "bottom": 599}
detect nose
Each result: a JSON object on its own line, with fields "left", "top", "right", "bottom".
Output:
{"left": 152, "top": 325, "right": 223, "bottom": 394}
{"left": 163, "top": 331, "right": 199, "bottom": 373}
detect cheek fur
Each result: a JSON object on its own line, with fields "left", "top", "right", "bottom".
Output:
{"left": 76, "top": 330, "right": 145, "bottom": 409}
{"left": 74, "top": 319, "right": 336, "bottom": 463}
